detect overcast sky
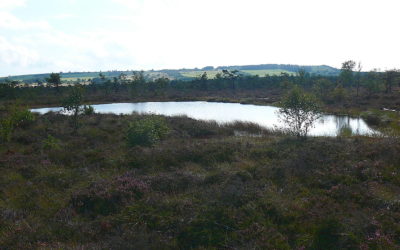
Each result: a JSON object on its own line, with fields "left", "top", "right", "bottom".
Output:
{"left": 1, "top": 0, "right": 399, "bottom": 76}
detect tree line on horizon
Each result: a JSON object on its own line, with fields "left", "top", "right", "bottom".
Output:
{"left": 0, "top": 60, "right": 399, "bottom": 104}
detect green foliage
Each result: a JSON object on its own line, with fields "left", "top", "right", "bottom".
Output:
{"left": 339, "top": 60, "right": 356, "bottom": 86}
{"left": 0, "top": 118, "right": 13, "bottom": 142}
{"left": 383, "top": 69, "right": 400, "bottom": 93}
{"left": 42, "top": 135, "right": 61, "bottom": 150}
{"left": 312, "top": 78, "right": 334, "bottom": 101}
{"left": 364, "top": 70, "right": 381, "bottom": 96}
{"left": 63, "top": 86, "right": 83, "bottom": 112}
{"left": 0, "top": 104, "right": 35, "bottom": 142}
{"left": 46, "top": 73, "right": 61, "bottom": 91}
{"left": 83, "top": 105, "right": 95, "bottom": 115}
{"left": 311, "top": 218, "right": 342, "bottom": 249}
{"left": 62, "top": 85, "right": 85, "bottom": 130}
{"left": 126, "top": 116, "right": 170, "bottom": 147}
{"left": 331, "top": 84, "right": 347, "bottom": 103}
{"left": 0, "top": 81, "right": 17, "bottom": 100}
{"left": 338, "top": 126, "right": 353, "bottom": 137}
{"left": 278, "top": 86, "right": 322, "bottom": 137}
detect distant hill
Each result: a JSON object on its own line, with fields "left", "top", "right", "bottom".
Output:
{"left": 214, "top": 64, "right": 340, "bottom": 76}
{"left": 0, "top": 64, "right": 340, "bottom": 83}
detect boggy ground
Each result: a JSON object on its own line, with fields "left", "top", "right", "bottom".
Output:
{"left": 1, "top": 113, "right": 400, "bottom": 249}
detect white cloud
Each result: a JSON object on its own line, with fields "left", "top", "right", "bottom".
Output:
{"left": 1, "top": 0, "right": 400, "bottom": 76}
{"left": 53, "top": 13, "right": 75, "bottom": 20}
{"left": 0, "top": 36, "right": 39, "bottom": 68}
{"left": 107, "top": 0, "right": 400, "bottom": 70}
{"left": 112, "top": 0, "right": 143, "bottom": 9}
{"left": 0, "top": 0, "right": 26, "bottom": 9}
{"left": 0, "top": 12, "right": 50, "bottom": 29}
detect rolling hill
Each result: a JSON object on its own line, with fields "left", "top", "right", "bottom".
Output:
{"left": 0, "top": 64, "right": 340, "bottom": 84}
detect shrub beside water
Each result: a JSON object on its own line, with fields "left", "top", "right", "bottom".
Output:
{"left": 126, "top": 115, "right": 170, "bottom": 147}
{"left": 83, "top": 105, "right": 95, "bottom": 115}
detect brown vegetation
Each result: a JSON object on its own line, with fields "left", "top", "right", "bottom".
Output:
{"left": 0, "top": 112, "right": 399, "bottom": 249}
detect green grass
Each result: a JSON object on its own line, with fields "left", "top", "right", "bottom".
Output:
{"left": 62, "top": 77, "right": 94, "bottom": 81}
{"left": 180, "top": 70, "right": 221, "bottom": 79}
{"left": 180, "top": 69, "right": 296, "bottom": 79}
{"left": 241, "top": 69, "right": 295, "bottom": 76}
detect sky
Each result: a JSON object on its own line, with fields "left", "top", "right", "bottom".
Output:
{"left": 1, "top": 0, "right": 400, "bottom": 76}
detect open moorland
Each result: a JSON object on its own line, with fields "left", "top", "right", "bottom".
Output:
{"left": 1, "top": 63, "right": 400, "bottom": 249}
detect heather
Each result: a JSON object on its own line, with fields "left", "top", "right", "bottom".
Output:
{"left": 0, "top": 111, "right": 399, "bottom": 249}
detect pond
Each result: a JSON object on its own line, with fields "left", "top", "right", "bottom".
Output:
{"left": 31, "top": 101, "right": 378, "bottom": 136}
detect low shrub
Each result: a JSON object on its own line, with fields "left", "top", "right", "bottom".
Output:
{"left": 126, "top": 115, "right": 170, "bottom": 147}
{"left": 83, "top": 105, "right": 95, "bottom": 115}
{"left": 166, "top": 116, "right": 229, "bottom": 138}
{"left": 361, "top": 111, "right": 381, "bottom": 126}
{"left": 71, "top": 172, "right": 149, "bottom": 217}
{"left": 338, "top": 126, "right": 353, "bottom": 137}
{"left": 42, "top": 135, "right": 61, "bottom": 150}
{"left": 0, "top": 104, "right": 35, "bottom": 142}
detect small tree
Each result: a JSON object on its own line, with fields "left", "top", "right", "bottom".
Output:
{"left": 312, "top": 78, "right": 334, "bottom": 102}
{"left": 355, "top": 62, "right": 362, "bottom": 97}
{"left": 383, "top": 69, "right": 400, "bottom": 94}
{"left": 62, "top": 85, "right": 87, "bottom": 131}
{"left": 297, "top": 68, "right": 309, "bottom": 86}
{"left": 339, "top": 60, "right": 356, "bottom": 87}
{"left": 198, "top": 72, "right": 208, "bottom": 90}
{"left": 278, "top": 87, "right": 322, "bottom": 137}
{"left": 46, "top": 73, "right": 61, "bottom": 93}
{"left": 364, "top": 69, "right": 381, "bottom": 97}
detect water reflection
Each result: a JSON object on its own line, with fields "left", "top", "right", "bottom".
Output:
{"left": 31, "top": 101, "right": 378, "bottom": 137}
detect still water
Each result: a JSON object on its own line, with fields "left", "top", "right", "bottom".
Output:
{"left": 31, "top": 101, "right": 377, "bottom": 136}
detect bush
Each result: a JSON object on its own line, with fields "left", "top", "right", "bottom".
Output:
{"left": 42, "top": 135, "right": 61, "bottom": 150}
{"left": 83, "top": 105, "right": 95, "bottom": 115}
{"left": 338, "top": 126, "right": 353, "bottom": 137}
{"left": 0, "top": 118, "right": 13, "bottom": 142}
{"left": 126, "top": 116, "right": 170, "bottom": 147}
{"left": 0, "top": 104, "right": 35, "bottom": 142}
{"left": 361, "top": 111, "right": 382, "bottom": 126}
{"left": 278, "top": 86, "right": 322, "bottom": 137}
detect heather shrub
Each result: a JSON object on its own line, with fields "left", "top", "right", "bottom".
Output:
{"left": 147, "top": 172, "right": 202, "bottom": 193}
{"left": 177, "top": 207, "right": 236, "bottom": 249}
{"left": 71, "top": 172, "right": 149, "bottom": 216}
{"left": 126, "top": 116, "right": 169, "bottom": 147}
